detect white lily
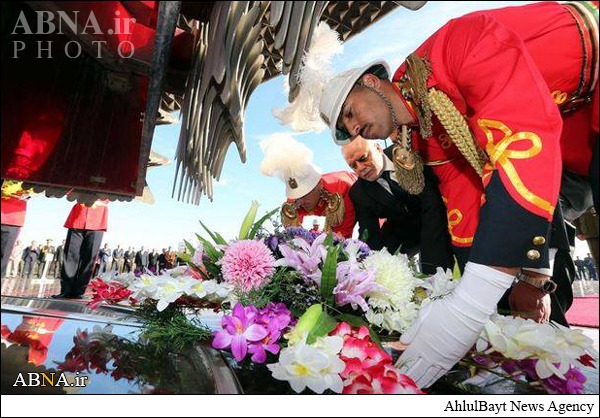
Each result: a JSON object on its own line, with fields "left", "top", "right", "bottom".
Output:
{"left": 154, "top": 280, "right": 187, "bottom": 312}
{"left": 268, "top": 335, "right": 345, "bottom": 394}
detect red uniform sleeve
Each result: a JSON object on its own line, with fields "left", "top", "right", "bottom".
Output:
{"left": 430, "top": 159, "right": 483, "bottom": 248}
{"left": 64, "top": 200, "right": 109, "bottom": 231}
{"left": 1, "top": 196, "right": 27, "bottom": 227}
{"left": 326, "top": 172, "right": 357, "bottom": 239}
{"left": 441, "top": 12, "right": 562, "bottom": 222}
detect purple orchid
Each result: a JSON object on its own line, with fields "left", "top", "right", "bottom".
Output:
{"left": 501, "top": 358, "right": 587, "bottom": 394}
{"left": 333, "top": 261, "right": 380, "bottom": 312}
{"left": 258, "top": 302, "right": 293, "bottom": 332}
{"left": 542, "top": 366, "right": 586, "bottom": 394}
{"left": 244, "top": 303, "right": 293, "bottom": 363}
{"left": 275, "top": 234, "right": 328, "bottom": 285}
{"left": 212, "top": 303, "right": 268, "bottom": 362}
{"left": 248, "top": 321, "right": 282, "bottom": 363}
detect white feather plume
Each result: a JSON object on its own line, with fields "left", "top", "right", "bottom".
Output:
{"left": 260, "top": 133, "right": 320, "bottom": 181}
{"left": 273, "top": 22, "right": 343, "bottom": 132}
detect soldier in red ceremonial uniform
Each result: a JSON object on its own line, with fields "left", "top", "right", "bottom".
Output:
{"left": 1, "top": 192, "right": 28, "bottom": 279}
{"left": 1, "top": 316, "right": 64, "bottom": 366}
{"left": 53, "top": 199, "right": 109, "bottom": 299}
{"left": 260, "top": 133, "right": 357, "bottom": 238}
{"left": 282, "top": 171, "right": 357, "bottom": 238}
{"left": 320, "top": 1, "right": 598, "bottom": 388}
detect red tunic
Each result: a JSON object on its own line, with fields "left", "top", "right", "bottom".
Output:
{"left": 64, "top": 199, "right": 109, "bottom": 231}
{"left": 1, "top": 196, "right": 27, "bottom": 227}
{"left": 0, "top": 317, "right": 64, "bottom": 366}
{"left": 292, "top": 171, "right": 358, "bottom": 238}
{"left": 392, "top": 1, "right": 598, "bottom": 266}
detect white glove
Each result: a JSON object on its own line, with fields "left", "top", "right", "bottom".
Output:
{"left": 395, "top": 262, "right": 514, "bottom": 388}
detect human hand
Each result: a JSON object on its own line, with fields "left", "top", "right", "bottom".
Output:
{"left": 395, "top": 262, "right": 514, "bottom": 388}
{"left": 508, "top": 281, "right": 551, "bottom": 322}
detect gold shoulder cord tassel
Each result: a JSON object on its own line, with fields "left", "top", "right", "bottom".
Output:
{"left": 321, "top": 191, "right": 345, "bottom": 233}
{"left": 403, "top": 53, "right": 488, "bottom": 177}
{"left": 281, "top": 202, "right": 300, "bottom": 228}
{"left": 406, "top": 53, "right": 433, "bottom": 138}
{"left": 427, "top": 88, "right": 488, "bottom": 176}
{"left": 393, "top": 125, "right": 425, "bottom": 195}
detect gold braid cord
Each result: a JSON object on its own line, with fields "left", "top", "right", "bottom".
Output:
{"left": 281, "top": 202, "right": 300, "bottom": 228}
{"left": 406, "top": 54, "right": 433, "bottom": 138}
{"left": 322, "top": 191, "right": 345, "bottom": 233}
{"left": 427, "top": 88, "right": 488, "bottom": 176}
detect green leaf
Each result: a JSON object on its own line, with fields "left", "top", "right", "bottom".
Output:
{"left": 306, "top": 311, "right": 338, "bottom": 345}
{"left": 199, "top": 220, "right": 227, "bottom": 246}
{"left": 359, "top": 229, "right": 369, "bottom": 243}
{"left": 367, "top": 328, "right": 382, "bottom": 348}
{"left": 323, "top": 233, "right": 335, "bottom": 248}
{"left": 248, "top": 206, "right": 279, "bottom": 239}
{"left": 184, "top": 239, "right": 195, "bottom": 254}
{"left": 336, "top": 313, "right": 368, "bottom": 328}
{"left": 195, "top": 233, "right": 222, "bottom": 262}
{"left": 177, "top": 252, "right": 191, "bottom": 263}
{"left": 214, "top": 231, "right": 227, "bottom": 245}
{"left": 320, "top": 244, "right": 339, "bottom": 306}
{"left": 238, "top": 201, "right": 259, "bottom": 240}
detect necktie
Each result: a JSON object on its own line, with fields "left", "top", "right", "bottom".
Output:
{"left": 381, "top": 170, "right": 406, "bottom": 198}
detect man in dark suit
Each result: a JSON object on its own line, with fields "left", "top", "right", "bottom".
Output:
{"left": 98, "top": 243, "right": 112, "bottom": 274}
{"left": 52, "top": 239, "right": 65, "bottom": 279}
{"left": 112, "top": 245, "right": 124, "bottom": 273}
{"left": 22, "top": 240, "right": 40, "bottom": 279}
{"left": 148, "top": 248, "right": 159, "bottom": 273}
{"left": 134, "top": 246, "right": 149, "bottom": 273}
{"left": 342, "top": 137, "right": 454, "bottom": 274}
{"left": 124, "top": 247, "right": 135, "bottom": 273}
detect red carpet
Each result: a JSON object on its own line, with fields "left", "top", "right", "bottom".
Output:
{"left": 566, "top": 295, "right": 599, "bottom": 328}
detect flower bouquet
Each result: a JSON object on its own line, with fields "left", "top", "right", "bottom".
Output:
{"left": 88, "top": 201, "right": 597, "bottom": 394}
{"left": 87, "top": 266, "right": 231, "bottom": 352}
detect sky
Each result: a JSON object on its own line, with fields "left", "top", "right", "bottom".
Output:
{"left": 15, "top": 1, "right": 593, "bottom": 258}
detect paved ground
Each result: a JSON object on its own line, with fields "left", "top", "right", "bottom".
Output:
{"left": 572, "top": 280, "right": 599, "bottom": 297}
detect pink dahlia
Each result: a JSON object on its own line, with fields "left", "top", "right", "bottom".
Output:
{"left": 221, "top": 240, "right": 275, "bottom": 291}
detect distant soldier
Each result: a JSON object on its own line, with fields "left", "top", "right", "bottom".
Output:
{"left": 1, "top": 193, "right": 28, "bottom": 279}
{"left": 53, "top": 200, "right": 108, "bottom": 299}
{"left": 574, "top": 256, "right": 588, "bottom": 280}
{"left": 39, "top": 239, "right": 55, "bottom": 280}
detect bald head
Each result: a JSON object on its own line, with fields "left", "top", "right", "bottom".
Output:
{"left": 341, "top": 137, "right": 384, "bottom": 182}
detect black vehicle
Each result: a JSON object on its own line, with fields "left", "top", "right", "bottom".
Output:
{"left": 1, "top": 296, "right": 241, "bottom": 394}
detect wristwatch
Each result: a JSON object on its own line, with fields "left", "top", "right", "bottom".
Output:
{"left": 515, "top": 271, "right": 557, "bottom": 294}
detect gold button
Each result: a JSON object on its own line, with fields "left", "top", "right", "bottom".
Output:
{"left": 532, "top": 236, "right": 546, "bottom": 246}
{"left": 527, "top": 249, "right": 541, "bottom": 260}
